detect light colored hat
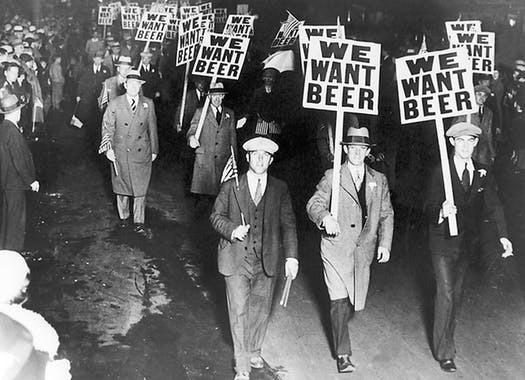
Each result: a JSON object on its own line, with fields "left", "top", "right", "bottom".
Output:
{"left": 242, "top": 136, "right": 279, "bottom": 154}
{"left": 4, "top": 24, "right": 12, "bottom": 32}
{"left": 341, "top": 127, "right": 372, "bottom": 146}
{"left": 1, "top": 45, "right": 14, "bottom": 54}
{"left": 208, "top": 82, "right": 228, "bottom": 95}
{"left": 126, "top": 69, "right": 145, "bottom": 83}
{"left": 140, "top": 49, "right": 152, "bottom": 58}
{"left": 116, "top": 55, "right": 133, "bottom": 66}
{"left": 13, "top": 25, "right": 23, "bottom": 32}
{"left": 0, "top": 250, "right": 29, "bottom": 303}
{"left": 28, "top": 25, "right": 36, "bottom": 32}
{"left": 446, "top": 122, "right": 482, "bottom": 138}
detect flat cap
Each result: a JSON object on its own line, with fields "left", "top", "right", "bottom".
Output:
{"left": 242, "top": 136, "right": 279, "bottom": 154}
{"left": 446, "top": 122, "right": 482, "bottom": 138}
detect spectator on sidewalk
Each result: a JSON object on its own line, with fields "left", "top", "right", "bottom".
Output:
{"left": 49, "top": 54, "right": 64, "bottom": 111}
{"left": 306, "top": 127, "right": 394, "bottom": 374}
{"left": 210, "top": 136, "right": 299, "bottom": 380}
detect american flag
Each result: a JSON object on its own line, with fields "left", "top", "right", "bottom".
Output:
{"left": 98, "top": 81, "right": 109, "bottom": 109}
{"left": 221, "top": 146, "right": 239, "bottom": 186}
{"left": 98, "top": 133, "right": 112, "bottom": 154}
{"left": 281, "top": 11, "right": 301, "bottom": 38}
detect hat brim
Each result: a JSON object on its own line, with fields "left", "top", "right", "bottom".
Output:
{"left": 208, "top": 89, "right": 228, "bottom": 95}
{"left": 0, "top": 102, "right": 25, "bottom": 114}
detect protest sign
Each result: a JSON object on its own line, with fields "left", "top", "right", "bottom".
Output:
{"left": 176, "top": 14, "right": 204, "bottom": 66}
{"left": 199, "top": 2, "right": 213, "bottom": 15}
{"left": 98, "top": 6, "right": 113, "bottom": 26}
{"left": 166, "top": 17, "right": 180, "bottom": 40}
{"left": 200, "top": 13, "right": 215, "bottom": 34}
{"left": 449, "top": 31, "right": 495, "bottom": 74}
{"left": 135, "top": 12, "right": 168, "bottom": 42}
{"left": 303, "top": 37, "right": 381, "bottom": 115}
{"left": 396, "top": 47, "right": 476, "bottom": 124}
{"left": 181, "top": 6, "right": 199, "bottom": 19}
{"left": 298, "top": 25, "right": 345, "bottom": 73}
{"left": 214, "top": 8, "right": 228, "bottom": 24}
{"left": 223, "top": 15, "right": 254, "bottom": 37}
{"left": 271, "top": 11, "right": 304, "bottom": 48}
{"left": 121, "top": 6, "right": 142, "bottom": 30}
{"left": 192, "top": 32, "right": 250, "bottom": 80}
{"left": 445, "top": 20, "right": 482, "bottom": 39}
{"left": 109, "top": 2, "right": 122, "bottom": 20}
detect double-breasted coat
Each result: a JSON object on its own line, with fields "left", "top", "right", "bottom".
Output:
{"left": 186, "top": 105, "right": 237, "bottom": 196}
{"left": 306, "top": 164, "right": 394, "bottom": 310}
{"left": 101, "top": 95, "right": 159, "bottom": 197}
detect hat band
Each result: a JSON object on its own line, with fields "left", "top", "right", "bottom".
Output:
{"left": 1, "top": 102, "right": 22, "bottom": 113}
{"left": 127, "top": 74, "right": 143, "bottom": 81}
{"left": 342, "top": 136, "right": 370, "bottom": 145}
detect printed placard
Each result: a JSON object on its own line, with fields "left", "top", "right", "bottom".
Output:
{"left": 271, "top": 12, "right": 304, "bottom": 48}
{"left": 224, "top": 15, "right": 255, "bottom": 37}
{"left": 445, "top": 20, "right": 482, "bottom": 39}
{"left": 214, "top": 8, "right": 228, "bottom": 24}
{"left": 395, "top": 47, "right": 476, "bottom": 124}
{"left": 121, "top": 6, "right": 142, "bottom": 30}
{"left": 135, "top": 12, "right": 169, "bottom": 42}
{"left": 176, "top": 14, "right": 204, "bottom": 66}
{"left": 109, "top": 2, "right": 122, "bottom": 20}
{"left": 181, "top": 6, "right": 199, "bottom": 19}
{"left": 449, "top": 31, "right": 495, "bottom": 74}
{"left": 98, "top": 6, "right": 113, "bottom": 26}
{"left": 299, "top": 25, "right": 345, "bottom": 72}
{"left": 199, "top": 2, "right": 213, "bottom": 15}
{"left": 201, "top": 13, "right": 215, "bottom": 34}
{"left": 165, "top": 17, "right": 180, "bottom": 40}
{"left": 303, "top": 37, "right": 381, "bottom": 115}
{"left": 192, "top": 32, "right": 250, "bottom": 80}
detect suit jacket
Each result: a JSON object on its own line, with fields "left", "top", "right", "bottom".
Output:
{"left": 0, "top": 120, "right": 36, "bottom": 191}
{"left": 103, "top": 54, "right": 120, "bottom": 77}
{"left": 306, "top": 164, "right": 394, "bottom": 310}
{"left": 101, "top": 95, "right": 159, "bottom": 196}
{"left": 99, "top": 75, "right": 130, "bottom": 110}
{"left": 453, "top": 107, "right": 495, "bottom": 165}
{"left": 140, "top": 65, "right": 162, "bottom": 100}
{"left": 210, "top": 174, "right": 298, "bottom": 277}
{"left": 187, "top": 105, "right": 237, "bottom": 195}
{"left": 425, "top": 158, "right": 508, "bottom": 257}
{"left": 76, "top": 64, "right": 111, "bottom": 121}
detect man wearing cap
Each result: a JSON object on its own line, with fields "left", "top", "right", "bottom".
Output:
{"left": 99, "top": 55, "right": 134, "bottom": 109}
{"left": 187, "top": 82, "right": 237, "bottom": 203}
{"left": 210, "top": 136, "right": 298, "bottom": 380}
{"left": 139, "top": 49, "right": 161, "bottom": 100}
{"left": 101, "top": 70, "right": 159, "bottom": 238}
{"left": 425, "top": 122, "right": 513, "bottom": 372}
{"left": 452, "top": 84, "right": 495, "bottom": 166}
{"left": 306, "top": 127, "right": 394, "bottom": 373}
{"left": 0, "top": 94, "right": 39, "bottom": 251}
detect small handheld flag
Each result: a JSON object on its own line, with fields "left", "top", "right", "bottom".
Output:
{"left": 221, "top": 146, "right": 239, "bottom": 187}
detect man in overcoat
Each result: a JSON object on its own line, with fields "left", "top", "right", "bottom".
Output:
{"left": 101, "top": 70, "right": 159, "bottom": 238}
{"left": 425, "top": 122, "right": 513, "bottom": 372}
{"left": 0, "top": 94, "right": 39, "bottom": 251}
{"left": 99, "top": 55, "right": 133, "bottom": 110}
{"left": 187, "top": 82, "right": 237, "bottom": 201}
{"left": 210, "top": 136, "right": 298, "bottom": 380}
{"left": 306, "top": 127, "right": 394, "bottom": 373}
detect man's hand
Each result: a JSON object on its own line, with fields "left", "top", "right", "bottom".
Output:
{"left": 175, "top": 122, "right": 182, "bottom": 133}
{"left": 285, "top": 258, "right": 299, "bottom": 279}
{"left": 500, "top": 237, "right": 514, "bottom": 258}
{"left": 105, "top": 149, "right": 116, "bottom": 162}
{"left": 30, "top": 181, "right": 39, "bottom": 192}
{"left": 322, "top": 215, "right": 341, "bottom": 236}
{"left": 232, "top": 224, "right": 250, "bottom": 241}
{"left": 440, "top": 200, "right": 457, "bottom": 219}
{"left": 377, "top": 247, "right": 390, "bottom": 263}
{"left": 154, "top": 92, "right": 160, "bottom": 98}
{"left": 76, "top": 96, "right": 81, "bottom": 103}
{"left": 152, "top": 153, "right": 158, "bottom": 162}
{"left": 189, "top": 135, "right": 200, "bottom": 149}
{"left": 236, "top": 117, "right": 247, "bottom": 129}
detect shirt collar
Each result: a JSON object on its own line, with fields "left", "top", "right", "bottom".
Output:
{"left": 247, "top": 170, "right": 267, "bottom": 184}
{"left": 126, "top": 94, "right": 139, "bottom": 104}
{"left": 453, "top": 155, "right": 474, "bottom": 174}
{"left": 347, "top": 162, "right": 365, "bottom": 176}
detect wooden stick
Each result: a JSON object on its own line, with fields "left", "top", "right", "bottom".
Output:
{"left": 330, "top": 109, "right": 344, "bottom": 220}
{"left": 179, "top": 63, "right": 190, "bottom": 127}
{"left": 241, "top": 212, "right": 246, "bottom": 226}
{"left": 137, "top": 41, "right": 151, "bottom": 71}
{"left": 194, "top": 75, "right": 217, "bottom": 141}
{"left": 112, "top": 160, "right": 119, "bottom": 176}
{"left": 279, "top": 276, "right": 293, "bottom": 307}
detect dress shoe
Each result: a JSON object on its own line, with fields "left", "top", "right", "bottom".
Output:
{"left": 117, "top": 218, "right": 130, "bottom": 228}
{"left": 134, "top": 224, "right": 153, "bottom": 239}
{"left": 439, "top": 359, "right": 457, "bottom": 372}
{"left": 249, "top": 356, "right": 264, "bottom": 369}
{"left": 337, "top": 355, "right": 355, "bottom": 373}
{"left": 233, "top": 371, "right": 250, "bottom": 380}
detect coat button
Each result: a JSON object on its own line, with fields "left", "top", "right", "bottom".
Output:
{"left": 138, "top": 136, "right": 142, "bottom": 139}
{"left": 126, "top": 148, "right": 130, "bottom": 152}
{"left": 138, "top": 148, "right": 142, "bottom": 152}
{"left": 244, "top": 247, "right": 248, "bottom": 250}
{"left": 351, "top": 224, "right": 355, "bottom": 228}
{"left": 124, "top": 123, "right": 128, "bottom": 126}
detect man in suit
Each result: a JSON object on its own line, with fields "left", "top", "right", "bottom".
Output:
{"left": 210, "top": 136, "right": 299, "bottom": 380}
{"left": 139, "top": 50, "right": 161, "bottom": 101}
{"left": 103, "top": 41, "right": 121, "bottom": 77}
{"left": 187, "top": 82, "right": 237, "bottom": 206}
{"left": 0, "top": 94, "right": 39, "bottom": 251}
{"left": 306, "top": 127, "right": 394, "bottom": 373}
{"left": 99, "top": 55, "right": 133, "bottom": 110}
{"left": 101, "top": 70, "right": 159, "bottom": 238}
{"left": 425, "top": 122, "right": 513, "bottom": 372}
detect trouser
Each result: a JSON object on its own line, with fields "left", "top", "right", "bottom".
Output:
{"left": 330, "top": 297, "right": 354, "bottom": 356}
{"left": 116, "top": 194, "right": 145, "bottom": 224}
{"left": 431, "top": 254, "right": 469, "bottom": 360}
{"left": 0, "top": 190, "right": 26, "bottom": 251}
{"left": 224, "top": 263, "right": 275, "bottom": 373}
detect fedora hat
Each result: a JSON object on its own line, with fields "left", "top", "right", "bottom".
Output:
{"left": 140, "top": 49, "right": 152, "bottom": 58}
{"left": 116, "top": 56, "right": 132, "bottom": 66}
{"left": 341, "top": 127, "right": 373, "bottom": 146}
{"left": 126, "top": 69, "right": 145, "bottom": 83}
{"left": 208, "top": 82, "right": 228, "bottom": 95}
{"left": 0, "top": 94, "right": 25, "bottom": 114}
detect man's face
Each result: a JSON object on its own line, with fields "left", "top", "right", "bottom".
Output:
{"left": 246, "top": 150, "right": 273, "bottom": 175}
{"left": 14, "top": 45, "right": 23, "bottom": 55}
{"left": 450, "top": 135, "right": 478, "bottom": 160}
{"left": 142, "top": 56, "right": 151, "bottom": 65}
{"left": 111, "top": 46, "right": 121, "bottom": 56}
{"left": 262, "top": 70, "right": 276, "bottom": 86}
{"left": 118, "top": 65, "right": 131, "bottom": 77}
{"left": 475, "top": 91, "right": 488, "bottom": 106}
{"left": 5, "top": 66, "right": 19, "bottom": 83}
{"left": 344, "top": 145, "right": 370, "bottom": 166}
{"left": 210, "top": 93, "right": 224, "bottom": 108}
{"left": 125, "top": 79, "right": 142, "bottom": 97}
{"left": 195, "top": 79, "right": 206, "bottom": 92}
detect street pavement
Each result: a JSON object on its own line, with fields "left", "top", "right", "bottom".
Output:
{"left": 21, "top": 110, "right": 525, "bottom": 379}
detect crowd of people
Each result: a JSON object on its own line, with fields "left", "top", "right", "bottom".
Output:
{"left": 0, "top": 2, "right": 524, "bottom": 379}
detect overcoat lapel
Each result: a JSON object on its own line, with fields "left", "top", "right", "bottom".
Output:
{"left": 340, "top": 164, "right": 359, "bottom": 204}
{"left": 263, "top": 176, "right": 277, "bottom": 225}
{"left": 365, "top": 166, "right": 375, "bottom": 214}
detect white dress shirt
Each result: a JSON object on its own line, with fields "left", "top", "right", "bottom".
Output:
{"left": 126, "top": 94, "right": 139, "bottom": 109}
{"left": 347, "top": 162, "right": 365, "bottom": 189}
{"left": 247, "top": 170, "right": 267, "bottom": 202}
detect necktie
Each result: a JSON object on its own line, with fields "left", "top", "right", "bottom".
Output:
{"left": 131, "top": 98, "right": 137, "bottom": 113}
{"left": 216, "top": 108, "right": 222, "bottom": 125}
{"left": 253, "top": 179, "right": 262, "bottom": 206}
{"left": 478, "top": 106, "right": 483, "bottom": 120}
{"left": 354, "top": 171, "right": 362, "bottom": 190}
{"left": 461, "top": 162, "right": 470, "bottom": 191}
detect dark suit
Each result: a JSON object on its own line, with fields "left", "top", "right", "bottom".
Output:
{"left": 140, "top": 65, "right": 162, "bottom": 100}
{"left": 425, "top": 158, "right": 507, "bottom": 360}
{"left": 0, "top": 120, "right": 36, "bottom": 250}
{"left": 210, "top": 174, "right": 298, "bottom": 372}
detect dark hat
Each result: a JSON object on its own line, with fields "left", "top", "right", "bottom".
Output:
{"left": 0, "top": 94, "right": 25, "bottom": 114}
{"left": 242, "top": 136, "right": 279, "bottom": 154}
{"left": 208, "top": 82, "right": 228, "bottom": 95}
{"left": 446, "top": 122, "right": 482, "bottom": 138}
{"left": 474, "top": 84, "right": 491, "bottom": 95}
{"left": 18, "top": 53, "right": 33, "bottom": 63}
{"left": 341, "top": 127, "right": 372, "bottom": 146}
